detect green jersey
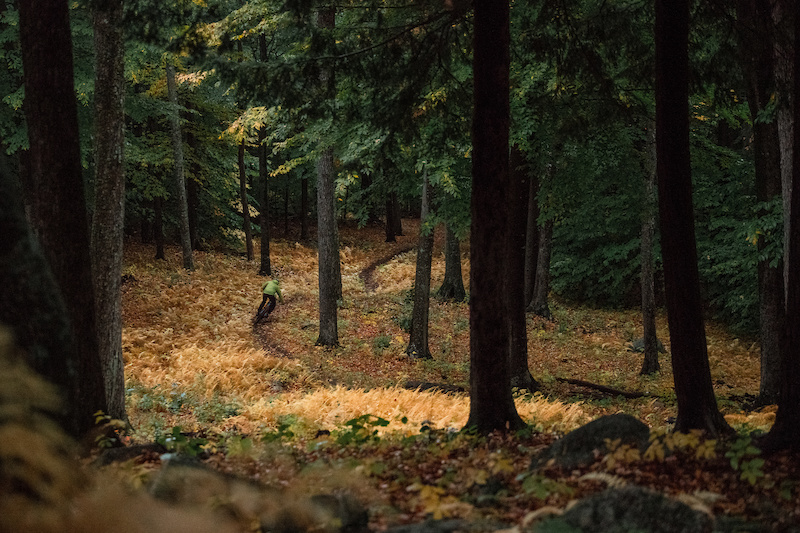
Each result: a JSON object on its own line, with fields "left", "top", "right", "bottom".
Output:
{"left": 261, "top": 280, "right": 283, "bottom": 302}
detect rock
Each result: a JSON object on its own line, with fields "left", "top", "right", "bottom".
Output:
{"left": 536, "top": 486, "right": 713, "bottom": 533}
{"left": 531, "top": 414, "right": 650, "bottom": 470}
{"left": 385, "top": 519, "right": 506, "bottom": 533}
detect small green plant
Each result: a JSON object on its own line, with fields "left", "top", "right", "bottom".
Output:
{"left": 725, "top": 435, "right": 765, "bottom": 485}
{"left": 93, "top": 411, "right": 128, "bottom": 449}
{"left": 262, "top": 418, "right": 296, "bottom": 443}
{"left": 157, "top": 426, "right": 208, "bottom": 457}
{"left": 372, "top": 334, "right": 392, "bottom": 354}
{"left": 335, "top": 414, "right": 389, "bottom": 445}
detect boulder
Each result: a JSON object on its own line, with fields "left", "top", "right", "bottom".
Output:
{"left": 531, "top": 414, "right": 650, "bottom": 470}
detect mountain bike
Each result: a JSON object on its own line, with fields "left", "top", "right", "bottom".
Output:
{"left": 253, "top": 305, "right": 271, "bottom": 325}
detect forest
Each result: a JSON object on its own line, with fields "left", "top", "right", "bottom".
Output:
{"left": 1, "top": 0, "right": 800, "bottom": 531}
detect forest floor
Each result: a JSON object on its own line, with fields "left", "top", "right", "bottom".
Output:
{"left": 116, "top": 220, "right": 800, "bottom": 531}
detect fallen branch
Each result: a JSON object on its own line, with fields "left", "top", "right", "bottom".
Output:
{"left": 556, "top": 377, "right": 647, "bottom": 399}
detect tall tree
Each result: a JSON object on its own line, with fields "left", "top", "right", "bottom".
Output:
{"left": 640, "top": 125, "right": 660, "bottom": 375}
{"left": 406, "top": 172, "right": 434, "bottom": 359}
{"left": 465, "top": 0, "right": 525, "bottom": 434}
{"left": 737, "top": 0, "right": 784, "bottom": 404}
{"left": 165, "top": 59, "right": 194, "bottom": 271}
{"left": 509, "top": 145, "right": 539, "bottom": 392}
{"left": 258, "top": 126, "right": 272, "bottom": 276}
{"left": 523, "top": 169, "right": 540, "bottom": 308}
{"left": 315, "top": 6, "right": 341, "bottom": 347}
{"left": 655, "top": 0, "right": 730, "bottom": 435}
{"left": 529, "top": 217, "right": 553, "bottom": 318}
{"left": 238, "top": 138, "right": 255, "bottom": 261}
{"left": 436, "top": 224, "right": 466, "bottom": 301}
{"left": 18, "top": 0, "right": 107, "bottom": 437}
{"left": 91, "top": 0, "right": 127, "bottom": 420}
{"left": 761, "top": 7, "right": 800, "bottom": 454}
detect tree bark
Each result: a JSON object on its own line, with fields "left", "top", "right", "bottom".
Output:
{"left": 385, "top": 194, "right": 397, "bottom": 242}
{"left": 465, "top": 0, "right": 525, "bottom": 434}
{"left": 640, "top": 125, "right": 660, "bottom": 375}
{"left": 165, "top": 60, "right": 194, "bottom": 271}
{"left": 738, "top": 0, "right": 784, "bottom": 404}
{"left": 238, "top": 139, "right": 254, "bottom": 261}
{"left": 300, "top": 177, "right": 309, "bottom": 241}
{"left": 773, "top": 0, "right": 794, "bottom": 296}
{"left": 655, "top": 0, "right": 730, "bottom": 436}
{"left": 316, "top": 148, "right": 339, "bottom": 347}
{"left": 154, "top": 195, "right": 166, "bottom": 260}
{"left": 436, "top": 223, "right": 466, "bottom": 301}
{"left": 407, "top": 173, "right": 434, "bottom": 359}
{"left": 509, "top": 145, "right": 539, "bottom": 392}
{"left": 90, "top": 0, "right": 127, "bottom": 421}
{"left": 18, "top": 0, "right": 107, "bottom": 437}
{"left": 529, "top": 218, "right": 553, "bottom": 318}
{"left": 761, "top": 5, "right": 800, "bottom": 455}
{"left": 523, "top": 167, "right": 540, "bottom": 307}
{"left": 258, "top": 126, "right": 272, "bottom": 276}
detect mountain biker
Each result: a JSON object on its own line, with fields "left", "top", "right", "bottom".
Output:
{"left": 257, "top": 279, "right": 283, "bottom": 319}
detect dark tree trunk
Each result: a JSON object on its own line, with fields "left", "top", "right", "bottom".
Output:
{"left": 509, "top": 145, "right": 539, "bottom": 393}
{"left": 300, "top": 177, "right": 309, "bottom": 240}
{"left": 258, "top": 126, "right": 272, "bottom": 276}
{"left": 385, "top": 194, "right": 397, "bottom": 242}
{"left": 0, "top": 167, "right": 81, "bottom": 437}
{"left": 238, "top": 139, "right": 254, "bottom": 261}
{"left": 773, "top": 0, "right": 794, "bottom": 294}
{"left": 523, "top": 168, "right": 540, "bottom": 307}
{"left": 738, "top": 0, "right": 785, "bottom": 404}
{"left": 165, "top": 61, "right": 194, "bottom": 271}
{"left": 407, "top": 174, "right": 434, "bottom": 359}
{"left": 436, "top": 224, "right": 466, "bottom": 301}
{"left": 465, "top": 0, "right": 525, "bottom": 434}
{"left": 761, "top": 6, "right": 800, "bottom": 454}
{"left": 18, "top": 0, "right": 107, "bottom": 437}
{"left": 640, "top": 125, "right": 660, "bottom": 375}
{"left": 655, "top": 0, "right": 730, "bottom": 436}
{"left": 90, "top": 0, "right": 127, "bottom": 421}
{"left": 154, "top": 195, "right": 165, "bottom": 260}
{"left": 529, "top": 218, "right": 553, "bottom": 318}
{"left": 392, "top": 192, "right": 404, "bottom": 236}
{"left": 316, "top": 148, "right": 339, "bottom": 347}
{"left": 187, "top": 175, "right": 201, "bottom": 250}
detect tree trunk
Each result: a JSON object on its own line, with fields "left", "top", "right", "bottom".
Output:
{"left": 509, "top": 145, "right": 539, "bottom": 393}
{"left": 407, "top": 173, "right": 434, "bottom": 359}
{"left": 316, "top": 148, "right": 339, "bottom": 347}
{"left": 258, "top": 126, "right": 272, "bottom": 276}
{"left": 385, "top": 194, "right": 397, "bottom": 242}
{"left": 761, "top": 4, "right": 800, "bottom": 455}
{"left": 436, "top": 224, "right": 466, "bottom": 301}
{"left": 738, "top": 0, "right": 785, "bottom": 404}
{"left": 529, "top": 218, "right": 553, "bottom": 318}
{"left": 187, "top": 175, "right": 201, "bottom": 250}
{"left": 301, "top": 177, "right": 309, "bottom": 240}
{"left": 392, "top": 192, "right": 404, "bottom": 236}
{"left": 773, "top": 0, "right": 794, "bottom": 296}
{"left": 165, "top": 60, "right": 194, "bottom": 271}
{"left": 465, "top": 0, "right": 525, "bottom": 434}
{"left": 18, "top": 0, "right": 107, "bottom": 437}
{"left": 640, "top": 125, "right": 660, "bottom": 375}
{"left": 523, "top": 168, "right": 540, "bottom": 307}
{"left": 90, "top": 0, "right": 127, "bottom": 421}
{"left": 655, "top": 0, "right": 730, "bottom": 436}
{"left": 238, "top": 139, "right": 254, "bottom": 261}
{"left": 154, "top": 195, "right": 165, "bottom": 260}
